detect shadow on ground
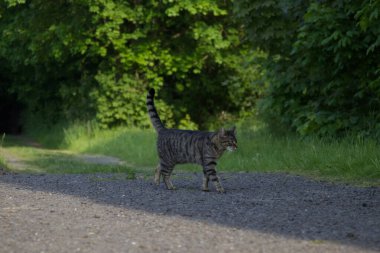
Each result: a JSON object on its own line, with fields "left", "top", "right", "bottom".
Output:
{"left": 0, "top": 172, "right": 379, "bottom": 251}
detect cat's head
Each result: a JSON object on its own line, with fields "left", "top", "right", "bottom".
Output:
{"left": 214, "top": 127, "right": 238, "bottom": 151}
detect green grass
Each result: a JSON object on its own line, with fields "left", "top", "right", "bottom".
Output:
{"left": 218, "top": 131, "right": 380, "bottom": 185}
{"left": 54, "top": 124, "right": 380, "bottom": 186}
{"left": 64, "top": 125, "right": 158, "bottom": 167}
{"left": 0, "top": 136, "right": 135, "bottom": 177}
{"left": 0, "top": 154, "right": 6, "bottom": 169}
{"left": 0, "top": 133, "right": 9, "bottom": 170}
{"left": 4, "top": 123, "right": 380, "bottom": 186}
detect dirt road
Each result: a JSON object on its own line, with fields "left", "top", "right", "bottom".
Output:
{"left": 1, "top": 172, "right": 379, "bottom": 253}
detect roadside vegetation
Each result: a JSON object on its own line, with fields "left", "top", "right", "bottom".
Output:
{"left": 1, "top": 121, "right": 377, "bottom": 186}
{"left": 0, "top": 135, "right": 135, "bottom": 177}
{"left": 0, "top": 1, "right": 379, "bottom": 186}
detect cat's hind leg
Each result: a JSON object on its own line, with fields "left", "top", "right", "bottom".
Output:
{"left": 154, "top": 165, "right": 161, "bottom": 186}
{"left": 160, "top": 162, "right": 176, "bottom": 190}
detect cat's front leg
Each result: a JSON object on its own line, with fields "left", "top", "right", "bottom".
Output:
{"left": 203, "top": 162, "right": 225, "bottom": 193}
{"left": 211, "top": 175, "right": 225, "bottom": 193}
{"left": 202, "top": 173, "right": 210, "bottom": 191}
{"left": 163, "top": 175, "right": 176, "bottom": 190}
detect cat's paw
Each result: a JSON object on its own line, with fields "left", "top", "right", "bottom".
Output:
{"left": 163, "top": 176, "right": 176, "bottom": 190}
{"left": 216, "top": 187, "right": 226, "bottom": 193}
{"left": 213, "top": 180, "right": 225, "bottom": 193}
{"left": 167, "top": 185, "right": 176, "bottom": 190}
{"left": 202, "top": 188, "right": 210, "bottom": 192}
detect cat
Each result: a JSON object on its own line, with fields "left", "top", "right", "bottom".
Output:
{"left": 147, "top": 88, "right": 237, "bottom": 193}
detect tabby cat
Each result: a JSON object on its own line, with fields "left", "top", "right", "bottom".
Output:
{"left": 147, "top": 88, "right": 237, "bottom": 193}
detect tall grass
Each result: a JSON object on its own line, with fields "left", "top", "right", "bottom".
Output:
{"left": 219, "top": 130, "right": 380, "bottom": 184}
{"left": 1, "top": 133, "right": 5, "bottom": 146}
{"left": 0, "top": 133, "right": 7, "bottom": 169}
{"left": 62, "top": 123, "right": 157, "bottom": 167}
{"left": 0, "top": 151, "right": 6, "bottom": 170}
{"left": 49, "top": 123, "right": 380, "bottom": 185}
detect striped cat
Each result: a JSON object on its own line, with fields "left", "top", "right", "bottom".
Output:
{"left": 147, "top": 88, "right": 237, "bottom": 193}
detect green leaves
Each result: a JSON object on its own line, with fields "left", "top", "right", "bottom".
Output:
{"left": 237, "top": 0, "right": 380, "bottom": 136}
{"left": 6, "top": 0, "right": 378, "bottom": 137}
{"left": 0, "top": 0, "right": 246, "bottom": 129}
{"left": 165, "top": 0, "right": 227, "bottom": 17}
{"left": 233, "top": 0, "right": 310, "bottom": 55}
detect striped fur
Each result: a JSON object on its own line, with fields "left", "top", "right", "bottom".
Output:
{"left": 147, "top": 88, "right": 237, "bottom": 193}
{"left": 147, "top": 89, "right": 165, "bottom": 132}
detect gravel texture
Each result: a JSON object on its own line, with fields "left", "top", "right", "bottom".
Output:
{"left": 0, "top": 171, "right": 379, "bottom": 253}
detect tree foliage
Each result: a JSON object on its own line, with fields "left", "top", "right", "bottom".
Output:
{"left": 2, "top": 0, "right": 379, "bottom": 136}
{"left": 235, "top": 0, "right": 380, "bottom": 136}
{"left": 0, "top": 0, "right": 256, "bottom": 129}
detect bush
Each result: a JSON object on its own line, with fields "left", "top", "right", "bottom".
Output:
{"left": 235, "top": 0, "right": 380, "bottom": 136}
{"left": 0, "top": 0, "right": 257, "bottom": 130}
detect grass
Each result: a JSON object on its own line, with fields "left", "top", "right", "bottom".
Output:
{"left": 64, "top": 125, "right": 158, "bottom": 167}
{"left": 0, "top": 154, "right": 6, "bottom": 170}
{"left": 0, "top": 136, "right": 135, "bottom": 177}
{"left": 219, "top": 131, "right": 380, "bottom": 185}
{"left": 2, "top": 122, "right": 380, "bottom": 186}
{"left": 0, "top": 133, "right": 9, "bottom": 170}
{"left": 56, "top": 124, "right": 380, "bottom": 185}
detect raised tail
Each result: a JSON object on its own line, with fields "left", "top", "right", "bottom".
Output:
{"left": 147, "top": 88, "right": 165, "bottom": 132}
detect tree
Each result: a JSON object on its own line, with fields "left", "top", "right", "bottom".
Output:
{"left": 235, "top": 0, "right": 380, "bottom": 136}
{"left": 0, "top": 0, "right": 252, "bottom": 130}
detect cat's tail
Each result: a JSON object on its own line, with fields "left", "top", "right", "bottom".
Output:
{"left": 147, "top": 88, "right": 165, "bottom": 132}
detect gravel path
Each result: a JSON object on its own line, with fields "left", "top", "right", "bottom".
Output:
{"left": 0, "top": 171, "right": 379, "bottom": 253}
